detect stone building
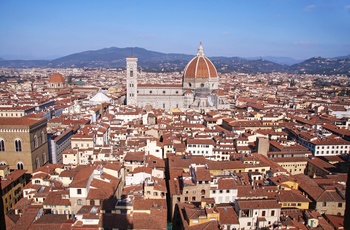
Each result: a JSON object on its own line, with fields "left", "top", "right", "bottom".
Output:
{"left": 0, "top": 117, "right": 49, "bottom": 173}
{"left": 47, "top": 73, "right": 66, "bottom": 91}
{"left": 0, "top": 165, "right": 27, "bottom": 214}
{"left": 126, "top": 43, "right": 230, "bottom": 111}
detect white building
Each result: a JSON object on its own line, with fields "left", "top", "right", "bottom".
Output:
{"left": 210, "top": 177, "right": 238, "bottom": 204}
{"left": 125, "top": 167, "right": 152, "bottom": 186}
{"left": 235, "top": 199, "right": 281, "bottom": 229}
{"left": 186, "top": 138, "right": 215, "bottom": 160}
{"left": 298, "top": 134, "right": 350, "bottom": 156}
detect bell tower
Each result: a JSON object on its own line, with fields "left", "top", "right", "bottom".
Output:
{"left": 126, "top": 56, "right": 138, "bottom": 105}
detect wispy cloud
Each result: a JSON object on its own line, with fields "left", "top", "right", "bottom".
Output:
{"left": 221, "top": 32, "right": 232, "bottom": 36}
{"left": 345, "top": 5, "right": 350, "bottom": 12}
{"left": 293, "top": 41, "right": 316, "bottom": 46}
{"left": 138, "top": 33, "right": 156, "bottom": 38}
{"left": 303, "top": 4, "right": 316, "bottom": 12}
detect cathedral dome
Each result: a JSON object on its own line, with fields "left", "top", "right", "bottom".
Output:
{"left": 49, "top": 73, "right": 65, "bottom": 83}
{"left": 183, "top": 43, "right": 217, "bottom": 79}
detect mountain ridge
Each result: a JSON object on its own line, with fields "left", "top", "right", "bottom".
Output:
{"left": 0, "top": 47, "right": 349, "bottom": 76}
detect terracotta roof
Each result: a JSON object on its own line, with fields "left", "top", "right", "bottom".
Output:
{"left": 276, "top": 190, "right": 311, "bottom": 203}
{"left": 184, "top": 52, "right": 217, "bottom": 79}
{"left": 194, "top": 168, "right": 211, "bottom": 181}
{"left": 69, "top": 166, "right": 95, "bottom": 188}
{"left": 236, "top": 199, "right": 281, "bottom": 209}
{"left": 217, "top": 178, "right": 238, "bottom": 190}
{"left": 216, "top": 206, "right": 239, "bottom": 225}
{"left": 133, "top": 198, "right": 166, "bottom": 211}
{"left": 29, "top": 214, "right": 73, "bottom": 229}
{"left": 49, "top": 73, "right": 65, "bottom": 83}
{"left": 0, "top": 117, "right": 46, "bottom": 126}
{"left": 43, "top": 191, "right": 71, "bottom": 206}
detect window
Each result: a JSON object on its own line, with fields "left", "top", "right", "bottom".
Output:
{"left": 0, "top": 161, "right": 6, "bottom": 166}
{"left": 41, "top": 131, "right": 45, "bottom": 143}
{"left": 34, "top": 135, "right": 38, "bottom": 148}
{"left": 262, "top": 211, "right": 266, "bottom": 216}
{"left": 323, "top": 202, "right": 327, "bottom": 207}
{"left": 271, "top": 210, "right": 275, "bottom": 216}
{"left": 77, "top": 199, "right": 82, "bottom": 205}
{"left": 34, "top": 179, "right": 40, "bottom": 184}
{"left": 247, "top": 222, "right": 251, "bottom": 226}
{"left": 338, "top": 203, "right": 343, "bottom": 208}
{"left": 42, "top": 153, "right": 47, "bottom": 164}
{"left": 15, "top": 139, "right": 22, "bottom": 152}
{"left": 34, "top": 158, "right": 40, "bottom": 170}
{"left": 130, "top": 70, "right": 133, "bottom": 77}
{"left": 17, "top": 162, "right": 24, "bottom": 170}
{"left": 0, "top": 139, "right": 5, "bottom": 151}
{"left": 77, "top": 189, "right": 82, "bottom": 195}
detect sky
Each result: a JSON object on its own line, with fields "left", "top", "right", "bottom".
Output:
{"left": 0, "top": 0, "right": 350, "bottom": 60}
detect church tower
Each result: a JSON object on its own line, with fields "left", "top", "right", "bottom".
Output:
{"left": 126, "top": 56, "right": 138, "bottom": 105}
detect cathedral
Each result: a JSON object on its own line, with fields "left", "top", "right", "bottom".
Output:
{"left": 126, "top": 43, "right": 229, "bottom": 111}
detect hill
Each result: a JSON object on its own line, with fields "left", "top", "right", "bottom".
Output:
{"left": 0, "top": 47, "right": 349, "bottom": 76}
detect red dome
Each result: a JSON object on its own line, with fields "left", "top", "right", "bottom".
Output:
{"left": 49, "top": 73, "right": 65, "bottom": 83}
{"left": 183, "top": 43, "right": 217, "bottom": 79}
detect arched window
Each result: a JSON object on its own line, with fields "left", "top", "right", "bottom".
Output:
{"left": 41, "top": 131, "right": 45, "bottom": 144}
{"left": 35, "top": 158, "right": 40, "bottom": 169}
{"left": 42, "top": 153, "right": 47, "bottom": 164}
{"left": 0, "top": 161, "right": 6, "bottom": 166}
{"left": 34, "top": 135, "right": 38, "bottom": 148}
{"left": 15, "top": 139, "right": 22, "bottom": 152}
{"left": 0, "top": 139, "right": 5, "bottom": 151}
{"left": 17, "top": 162, "right": 24, "bottom": 170}
{"left": 77, "top": 199, "right": 82, "bottom": 205}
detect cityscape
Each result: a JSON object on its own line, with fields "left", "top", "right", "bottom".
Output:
{"left": 1, "top": 1, "right": 350, "bottom": 230}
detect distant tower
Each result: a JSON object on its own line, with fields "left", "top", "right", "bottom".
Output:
{"left": 126, "top": 56, "right": 138, "bottom": 105}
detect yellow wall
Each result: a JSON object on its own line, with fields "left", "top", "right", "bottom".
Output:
{"left": 280, "top": 201, "right": 309, "bottom": 210}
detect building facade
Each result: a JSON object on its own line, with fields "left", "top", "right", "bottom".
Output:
{"left": 0, "top": 117, "right": 49, "bottom": 173}
{"left": 0, "top": 165, "right": 27, "bottom": 214}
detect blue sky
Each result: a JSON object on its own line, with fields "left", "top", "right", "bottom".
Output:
{"left": 0, "top": 0, "right": 350, "bottom": 60}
